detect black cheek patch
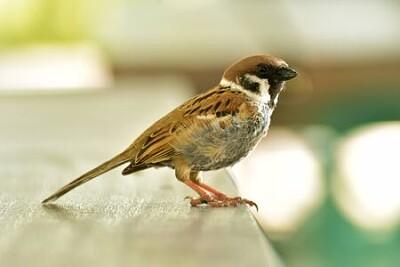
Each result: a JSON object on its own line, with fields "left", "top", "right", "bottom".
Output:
{"left": 241, "top": 79, "right": 260, "bottom": 93}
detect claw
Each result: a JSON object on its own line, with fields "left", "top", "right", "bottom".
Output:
{"left": 240, "top": 198, "right": 259, "bottom": 212}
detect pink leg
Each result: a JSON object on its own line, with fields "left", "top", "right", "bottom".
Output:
{"left": 195, "top": 182, "right": 230, "bottom": 200}
{"left": 183, "top": 180, "right": 213, "bottom": 202}
{"left": 199, "top": 181, "right": 258, "bottom": 210}
{"left": 186, "top": 181, "right": 258, "bottom": 210}
{"left": 183, "top": 180, "right": 231, "bottom": 207}
{"left": 184, "top": 180, "right": 240, "bottom": 207}
{"left": 182, "top": 170, "right": 258, "bottom": 210}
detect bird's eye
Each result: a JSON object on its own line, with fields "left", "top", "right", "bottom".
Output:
{"left": 257, "top": 64, "right": 269, "bottom": 75}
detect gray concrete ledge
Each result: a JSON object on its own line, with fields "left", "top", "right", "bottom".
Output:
{"left": 0, "top": 88, "right": 283, "bottom": 267}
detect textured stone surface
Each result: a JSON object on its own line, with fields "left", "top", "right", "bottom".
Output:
{"left": 0, "top": 84, "right": 282, "bottom": 267}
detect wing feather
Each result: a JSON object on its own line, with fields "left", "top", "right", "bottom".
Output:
{"left": 131, "top": 87, "right": 255, "bottom": 167}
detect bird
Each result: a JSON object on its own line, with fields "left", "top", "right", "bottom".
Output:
{"left": 42, "top": 54, "right": 298, "bottom": 209}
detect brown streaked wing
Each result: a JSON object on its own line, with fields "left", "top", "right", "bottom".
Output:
{"left": 182, "top": 87, "right": 247, "bottom": 118}
{"left": 132, "top": 86, "right": 255, "bottom": 166}
{"left": 134, "top": 122, "right": 179, "bottom": 165}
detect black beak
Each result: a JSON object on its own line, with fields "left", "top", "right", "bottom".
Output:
{"left": 276, "top": 67, "right": 298, "bottom": 81}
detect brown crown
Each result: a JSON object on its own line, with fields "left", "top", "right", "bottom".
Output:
{"left": 222, "top": 54, "right": 288, "bottom": 83}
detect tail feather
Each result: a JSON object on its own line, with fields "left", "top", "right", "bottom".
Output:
{"left": 122, "top": 163, "right": 149, "bottom": 175}
{"left": 42, "top": 153, "right": 130, "bottom": 204}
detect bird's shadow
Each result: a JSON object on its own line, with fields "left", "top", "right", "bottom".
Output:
{"left": 41, "top": 203, "right": 87, "bottom": 222}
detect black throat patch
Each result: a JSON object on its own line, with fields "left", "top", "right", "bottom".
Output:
{"left": 268, "top": 81, "right": 284, "bottom": 108}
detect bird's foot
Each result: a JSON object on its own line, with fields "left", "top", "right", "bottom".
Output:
{"left": 185, "top": 196, "right": 258, "bottom": 211}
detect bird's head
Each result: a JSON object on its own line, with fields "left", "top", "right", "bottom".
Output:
{"left": 220, "top": 54, "right": 298, "bottom": 107}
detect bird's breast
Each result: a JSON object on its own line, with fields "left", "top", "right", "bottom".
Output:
{"left": 175, "top": 103, "right": 271, "bottom": 171}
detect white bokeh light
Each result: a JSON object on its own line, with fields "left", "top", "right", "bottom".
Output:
{"left": 0, "top": 43, "right": 112, "bottom": 90}
{"left": 334, "top": 122, "right": 400, "bottom": 232}
{"left": 232, "top": 127, "right": 324, "bottom": 234}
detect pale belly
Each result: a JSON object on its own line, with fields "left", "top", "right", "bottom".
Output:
{"left": 178, "top": 112, "right": 270, "bottom": 171}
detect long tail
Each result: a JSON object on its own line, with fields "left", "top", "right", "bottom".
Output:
{"left": 42, "top": 152, "right": 131, "bottom": 204}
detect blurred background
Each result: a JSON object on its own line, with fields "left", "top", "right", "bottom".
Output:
{"left": 1, "top": 0, "right": 399, "bottom": 266}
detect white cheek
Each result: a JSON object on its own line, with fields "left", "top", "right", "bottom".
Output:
{"left": 243, "top": 74, "right": 271, "bottom": 102}
{"left": 220, "top": 78, "right": 239, "bottom": 89}
{"left": 246, "top": 74, "right": 270, "bottom": 93}
{"left": 259, "top": 81, "right": 271, "bottom": 103}
{"left": 220, "top": 77, "right": 271, "bottom": 103}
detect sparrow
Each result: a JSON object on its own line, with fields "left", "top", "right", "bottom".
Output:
{"left": 42, "top": 54, "right": 298, "bottom": 209}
